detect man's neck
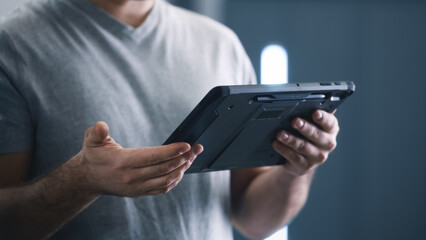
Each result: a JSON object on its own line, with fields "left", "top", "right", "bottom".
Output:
{"left": 89, "top": 0, "right": 155, "bottom": 28}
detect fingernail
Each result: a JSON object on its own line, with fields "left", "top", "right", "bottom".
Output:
{"left": 198, "top": 145, "right": 204, "bottom": 154}
{"left": 280, "top": 132, "right": 289, "bottom": 142}
{"left": 296, "top": 119, "right": 304, "bottom": 128}
{"left": 315, "top": 111, "right": 323, "bottom": 120}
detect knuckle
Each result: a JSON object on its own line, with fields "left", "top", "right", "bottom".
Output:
{"left": 164, "top": 159, "right": 184, "bottom": 174}
{"left": 162, "top": 188, "right": 170, "bottom": 194}
{"left": 119, "top": 174, "right": 132, "bottom": 184}
{"left": 161, "top": 162, "right": 172, "bottom": 175}
{"left": 300, "top": 160, "right": 312, "bottom": 170}
{"left": 305, "top": 124, "right": 313, "bottom": 135}
{"left": 147, "top": 152, "right": 158, "bottom": 165}
{"left": 328, "top": 118, "right": 337, "bottom": 130}
{"left": 312, "top": 128, "right": 321, "bottom": 141}
{"left": 190, "top": 152, "right": 197, "bottom": 161}
{"left": 317, "top": 152, "right": 328, "bottom": 163}
{"left": 159, "top": 187, "right": 168, "bottom": 194}
{"left": 160, "top": 162, "right": 168, "bottom": 174}
{"left": 159, "top": 182, "right": 176, "bottom": 194}
{"left": 171, "top": 180, "right": 180, "bottom": 188}
{"left": 113, "top": 159, "right": 125, "bottom": 170}
{"left": 328, "top": 140, "right": 337, "bottom": 151}
{"left": 185, "top": 159, "right": 193, "bottom": 169}
{"left": 174, "top": 169, "right": 185, "bottom": 181}
{"left": 294, "top": 153, "right": 305, "bottom": 163}
{"left": 305, "top": 162, "right": 314, "bottom": 170}
{"left": 84, "top": 128, "right": 91, "bottom": 138}
{"left": 160, "top": 187, "right": 171, "bottom": 194}
{"left": 335, "top": 124, "right": 340, "bottom": 133}
{"left": 180, "top": 162, "right": 189, "bottom": 172}
{"left": 163, "top": 176, "right": 175, "bottom": 187}
{"left": 296, "top": 141, "right": 307, "bottom": 152}
{"left": 165, "top": 181, "right": 179, "bottom": 193}
{"left": 183, "top": 152, "right": 195, "bottom": 162}
{"left": 306, "top": 158, "right": 318, "bottom": 169}
{"left": 182, "top": 154, "right": 192, "bottom": 164}
{"left": 164, "top": 185, "right": 172, "bottom": 193}
{"left": 273, "top": 141, "right": 287, "bottom": 156}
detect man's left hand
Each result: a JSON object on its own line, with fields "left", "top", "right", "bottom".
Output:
{"left": 272, "top": 110, "right": 339, "bottom": 176}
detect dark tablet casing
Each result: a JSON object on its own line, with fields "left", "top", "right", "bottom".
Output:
{"left": 164, "top": 81, "right": 355, "bottom": 173}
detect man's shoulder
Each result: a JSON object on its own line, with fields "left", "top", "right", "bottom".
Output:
{"left": 1, "top": 0, "right": 46, "bottom": 29}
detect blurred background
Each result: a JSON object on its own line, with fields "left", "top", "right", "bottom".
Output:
{"left": 2, "top": 0, "right": 425, "bottom": 239}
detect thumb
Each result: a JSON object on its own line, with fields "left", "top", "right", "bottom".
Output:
{"left": 85, "top": 121, "right": 110, "bottom": 146}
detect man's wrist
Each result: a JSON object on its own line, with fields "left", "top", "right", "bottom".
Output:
{"left": 58, "top": 152, "right": 101, "bottom": 199}
{"left": 274, "top": 166, "right": 315, "bottom": 186}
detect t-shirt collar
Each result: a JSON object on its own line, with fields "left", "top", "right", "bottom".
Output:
{"left": 67, "top": 0, "right": 162, "bottom": 42}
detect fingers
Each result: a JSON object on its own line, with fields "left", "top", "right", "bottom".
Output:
{"left": 119, "top": 144, "right": 203, "bottom": 197}
{"left": 291, "top": 118, "right": 337, "bottom": 151}
{"left": 123, "top": 142, "right": 192, "bottom": 168}
{"left": 273, "top": 137, "right": 327, "bottom": 176}
{"left": 116, "top": 161, "right": 189, "bottom": 197}
{"left": 312, "top": 110, "right": 339, "bottom": 134}
{"left": 273, "top": 141, "right": 311, "bottom": 174}
{"left": 80, "top": 121, "right": 204, "bottom": 197}
{"left": 141, "top": 163, "right": 189, "bottom": 196}
{"left": 275, "top": 131, "right": 327, "bottom": 163}
{"left": 126, "top": 144, "right": 202, "bottom": 181}
{"left": 272, "top": 110, "right": 340, "bottom": 176}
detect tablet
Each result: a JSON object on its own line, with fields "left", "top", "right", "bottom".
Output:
{"left": 164, "top": 81, "right": 355, "bottom": 173}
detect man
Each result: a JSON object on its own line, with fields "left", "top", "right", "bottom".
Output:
{"left": 0, "top": 0, "right": 339, "bottom": 239}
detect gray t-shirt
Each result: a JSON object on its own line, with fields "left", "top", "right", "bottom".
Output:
{"left": 0, "top": 0, "right": 256, "bottom": 239}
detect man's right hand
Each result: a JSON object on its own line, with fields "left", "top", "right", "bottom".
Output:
{"left": 73, "top": 121, "right": 203, "bottom": 197}
{"left": 0, "top": 121, "right": 201, "bottom": 239}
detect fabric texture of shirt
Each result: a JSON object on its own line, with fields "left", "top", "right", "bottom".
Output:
{"left": 0, "top": 0, "right": 256, "bottom": 239}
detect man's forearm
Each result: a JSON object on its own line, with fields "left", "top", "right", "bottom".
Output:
{"left": 0, "top": 153, "right": 100, "bottom": 239}
{"left": 232, "top": 166, "right": 314, "bottom": 239}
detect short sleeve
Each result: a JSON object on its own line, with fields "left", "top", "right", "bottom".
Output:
{"left": 232, "top": 32, "right": 258, "bottom": 85}
{"left": 241, "top": 49, "right": 257, "bottom": 85}
{"left": 0, "top": 31, "right": 34, "bottom": 154}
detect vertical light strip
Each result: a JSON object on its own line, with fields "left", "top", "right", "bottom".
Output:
{"left": 261, "top": 43, "right": 289, "bottom": 240}
{"left": 261, "top": 44, "right": 288, "bottom": 84}
{"left": 265, "top": 227, "right": 288, "bottom": 240}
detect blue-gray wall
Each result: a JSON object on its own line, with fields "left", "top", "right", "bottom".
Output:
{"left": 224, "top": 1, "right": 426, "bottom": 239}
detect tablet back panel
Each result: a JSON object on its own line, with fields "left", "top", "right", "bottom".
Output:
{"left": 164, "top": 81, "right": 355, "bottom": 173}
